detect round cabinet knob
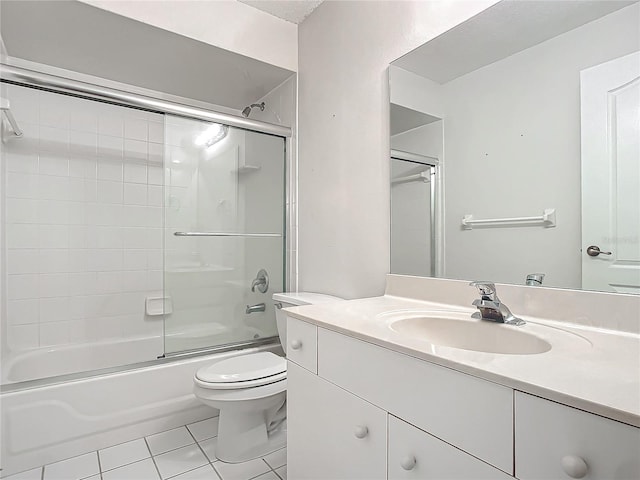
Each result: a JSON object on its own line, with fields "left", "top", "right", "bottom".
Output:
{"left": 561, "top": 455, "right": 589, "bottom": 479}
{"left": 400, "top": 455, "right": 417, "bottom": 471}
{"left": 290, "top": 339, "right": 302, "bottom": 350}
{"left": 354, "top": 425, "right": 369, "bottom": 439}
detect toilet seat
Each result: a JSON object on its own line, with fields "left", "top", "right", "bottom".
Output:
{"left": 195, "top": 352, "right": 286, "bottom": 390}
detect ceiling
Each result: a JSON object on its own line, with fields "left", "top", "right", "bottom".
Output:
{"left": 237, "top": 0, "right": 324, "bottom": 24}
{"left": 393, "top": 0, "right": 636, "bottom": 84}
{"left": 0, "top": 0, "right": 295, "bottom": 111}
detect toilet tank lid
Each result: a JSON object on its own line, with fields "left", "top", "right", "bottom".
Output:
{"left": 272, "top": 292, "right": 343, "bottom": 306}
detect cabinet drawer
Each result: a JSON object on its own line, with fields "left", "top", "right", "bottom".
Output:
{"left": 389, "top": 415, "right": 513, "bottom": 480}
{"left": 317, "top": 328, "right": 513, "bottom": 474}
{"left": 287, "top": 361, "right": 387, "bottom": 479}
{"left": 515, "top": 392, "right": 640, "bottom": 480}
{"left": 286, "top": 316, "right": 318, "bottom": 373}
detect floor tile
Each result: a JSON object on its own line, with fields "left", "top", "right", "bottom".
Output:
{"left": 44, "top": 452, "right": 99, "bottom": 480}
{"left": 154, "top": 444, "right": 208, "bottom": 479}
{"left": 170, "top": 464, "right": 219, "bottom": 480}
{"left": 1, "top": 467, "right": 43, "bottom": 480}
{"left": 100, "top": 438, "right": 150, "bottom": 471}
{"left": 102, "top": 458, "right": 159, "bottom": 480}
{"left": 253, "top": 473, "right": 279, "bottom": 480}
{"left": 274, "top": 466, "right": 286, "bottom": 480}
{"left": 146, "top": 427, "right": 194, "bottom": 455}
{"left": 212, "top": 458, "right": 270, "bottom": 480}
{"left": 187, "top": 417, "right": 219, "bottom": 442}
{"left": 198, "top": 437, "right": 218, "bottom": 463}
{"left": 262, "top": 448, "right": 286, "bottom": 470}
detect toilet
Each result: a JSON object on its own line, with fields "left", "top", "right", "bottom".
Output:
{"left": 193, "top": 292, "right": 343, "bottom": 463}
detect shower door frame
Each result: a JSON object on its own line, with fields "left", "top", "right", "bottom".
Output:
{"left": 0, "top": 60, "right": 295, "bottom": 392}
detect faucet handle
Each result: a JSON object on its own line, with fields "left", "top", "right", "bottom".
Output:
{"left": 469, "top": 281, "right": 496, "bottom": 299}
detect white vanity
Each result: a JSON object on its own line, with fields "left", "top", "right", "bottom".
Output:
{"left": 284, "top": 275, "right": 640, "bottom": 479}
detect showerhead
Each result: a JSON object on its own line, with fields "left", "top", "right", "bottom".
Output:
{"left": 242, "top": 102, "right": 265, "bottom": 118}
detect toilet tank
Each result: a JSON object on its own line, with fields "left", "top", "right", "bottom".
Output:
{"left": 272, "top": 292, "right": 343, "bottom": 348}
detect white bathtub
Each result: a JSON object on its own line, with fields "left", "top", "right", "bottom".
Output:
{"left": 0, "top": 343, "right": 280, "bottom": 477}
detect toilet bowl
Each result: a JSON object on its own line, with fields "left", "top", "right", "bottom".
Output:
{"left": 193, "top": 292, "right": 343, "bottom": 463}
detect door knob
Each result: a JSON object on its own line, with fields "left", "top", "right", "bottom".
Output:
{"left": 586, "top": 245, "right": 612, "bottom": 257}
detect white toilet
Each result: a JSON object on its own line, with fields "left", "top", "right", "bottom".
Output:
{"left": 193, "top": 292, "right": 342, "bottom": 463}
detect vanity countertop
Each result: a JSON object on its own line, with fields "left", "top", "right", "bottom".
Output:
{"left": 286, "top": 294, "right": 640, "bottom": 428}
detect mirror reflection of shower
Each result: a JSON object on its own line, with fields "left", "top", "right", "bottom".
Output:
{"left": 242, "top": 102, "right": 266, "bottom": 118}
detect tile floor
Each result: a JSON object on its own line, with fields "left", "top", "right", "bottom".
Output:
{"left": 2, "top": 417, "right": 287, "bottom": 480}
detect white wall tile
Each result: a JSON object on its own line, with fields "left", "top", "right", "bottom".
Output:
{"left": 124, "top": 183, "right": 147, "bottom": 205}
{"left": 39, "top": 126, "right": 69, "bottom": 154}
{"left": 7, "top": 324, "right": 39, "bottom": 350}
{"left": 97, "top": 180, "right": 124, "bottom": 204}
{"left": 39, "top": 297, "right": 70, "bottom": 322}
{"left": 7, "top": 224, "right": 40, "bottom": 249}
{"left": 124, "top": 139, "right": 147, "bottom": 162}
{"left": 97, "top": 157, "right": 124, "bottom": 182}
{"left": 69, "top": 104, "right": 98, "bottom": 133}
{"left": 40, "top": 321, "right": 70, "bottom": 346}
{"left": 39, "top": 175, "right": 70, "bottom": 201}
{"left": 6, "top": 198, "right": 39, "bottom": 223}
{"left": 124, "top": 118, "right": 149, "bottom": 141}
{"left": 148, "top": 165, "right": 164, "bottom": 185}
{"left": 39, "top": 250, "right": 70, "bottom": 274}
{"left": 6, "top": 151, "right": 38, "bottom": 174}
{"left": 6, "top": 172, "right": 38, "bottom": 199}
{"left": 69, "top": 156, "right": 97, "bottom": 179}
{"left": 39, "top": 92, "right": 69, "bottom": 129}
{"left": 123, "top": 228, "right": 148, "bottom": 249}
{"left": 124, "top": 163, "right": 147, "bottom": 183}
{"left": 8, "top": 275, "right": 39, "bottom": 300}
{"left": 7, "top": 250, "right": 40, "bottom": 274}
{"left": 124, "top": 250, "right": 148, "bottom": 270}
{"left": 7, "top": 299, "right": 40, "bottom": 325}
{"left": 69, "top": 131, "right": 98, "bottom": 156}
{"left": 148, "top": 122, "right": 164, "bottom": 144}
{"left": 148, "top": 142, "right": 164, "bottom": 164}
{"left": 123, "top": 271, "right": 148, "bottom": 292}
{"left": 99, "top": 111, "right": 124, "bottom": 137}
{"left": 39, "top": 274, "right": 70, "bottom": 298}
{"left": 39, "top": 225, "right": 69, "bottom": 248}
{"left": 147, "top": 185, "right": 163, "bottom": 206}
{"left": 96, "top": 271, "right": 123, "bottom": 294}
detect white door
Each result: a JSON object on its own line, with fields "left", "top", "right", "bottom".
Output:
{"left": 581, "top": 52, "right": 640, "bottom": 293}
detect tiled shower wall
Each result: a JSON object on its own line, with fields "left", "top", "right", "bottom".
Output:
{"left": 2, "top": 84, "right": 164, "bottom": 354}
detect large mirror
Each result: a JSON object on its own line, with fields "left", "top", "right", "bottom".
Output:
{"left": 389, "top": 0, "right": 640, "bottom": 294}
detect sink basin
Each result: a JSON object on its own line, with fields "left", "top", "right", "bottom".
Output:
{"left": 387, "top": 313, "right": 552, "bottom": 355}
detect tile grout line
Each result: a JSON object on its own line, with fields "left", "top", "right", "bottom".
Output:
{"left": 144, "top": 437, "right": 163, "bottom": 480}
{"left": 184, "top": 426, "right": 221, "bottom": 480}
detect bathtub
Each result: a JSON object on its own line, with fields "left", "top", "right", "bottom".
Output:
{"left": 0, "top": 342, "right": 280, "bottom": 477}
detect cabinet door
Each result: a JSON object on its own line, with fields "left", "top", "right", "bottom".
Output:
{"left": 389, "top": 415, "right": 513, "bottom": 480}
{"left": 286, "top": 316, "right": 318, "bottom": 373}
{"left": 516, "top": 392, "right": 640, "bottom": 479}
{"left": 287, "top": 361, "right": 387, "bottom": 480}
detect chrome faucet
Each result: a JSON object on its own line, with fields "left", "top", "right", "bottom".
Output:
{"left": 469, "top": 281, "right": 525, "bottom": 326}
{"left": 525, "top": 273, "right": 545, "bottom": 286}
{"left": 246, "top": 303, "right": 266, "bottom": 314}
{"left": 250, "top": 269, "right": 269, "bottom": 293}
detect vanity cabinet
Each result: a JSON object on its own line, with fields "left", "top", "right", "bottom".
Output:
{"left": 388, "top": 415, "right": 513, "bottom": 480}
{"left": 515, "top": 392, "right": 640, "bottom": 480}
{"left": 287, "top": 361, "right": 387, "bottom": 479}
{"left": 286, "top": 316, "right": 639, "bottom": 480}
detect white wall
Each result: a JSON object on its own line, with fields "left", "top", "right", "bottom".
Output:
{"left": 297, "top": 0, "right": 498, "bottom": 298}
{"left": 80, "top": 0, "right": 298, "bottom": 72}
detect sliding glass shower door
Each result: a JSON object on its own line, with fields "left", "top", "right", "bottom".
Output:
{"left": 163, "top": 116, "right": 285, "bottom": 355}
